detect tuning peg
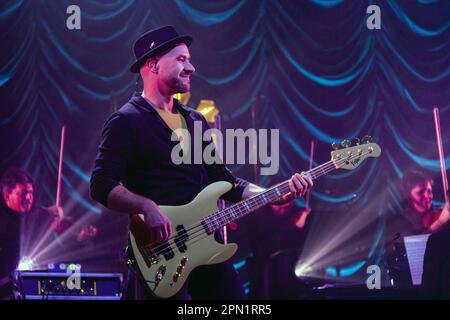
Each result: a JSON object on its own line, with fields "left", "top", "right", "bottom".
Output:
{"left": 331, "top": 142, "right": 340, "bottom": 150}
{"left": 341, "top": 139, "right": 351, "bottom": 148}
{"left": 353, "top": 137, "right": 360, "bottom": 146}
{"left": 361, "top": 135, "right": 373, "bottom": 144}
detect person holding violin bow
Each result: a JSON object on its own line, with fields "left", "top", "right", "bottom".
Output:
{"left": 385, "top": 108, "right": 449, "bottom": 296}
{"left": 384, "top": 169, "right": 449, "bottom": 288}
{"left": 421, "top": 107, "right": 450, "bottom": 299}
{"left": 394, "top": 169, "right": 449, "bottom": 237}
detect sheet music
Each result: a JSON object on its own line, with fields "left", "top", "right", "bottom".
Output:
{"left": 403, "top": 233, "right": 431, "bottom": 285}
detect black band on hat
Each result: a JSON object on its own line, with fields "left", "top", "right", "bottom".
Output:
{"left": 130, "top": 26, "right": 192, "bottom": 73}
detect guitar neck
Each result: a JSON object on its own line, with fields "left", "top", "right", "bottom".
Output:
{"left": 203, "top": 159, "right": 338, "bottom": 233}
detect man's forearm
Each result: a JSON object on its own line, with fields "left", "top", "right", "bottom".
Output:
{"left": 242, "top": 183, "right": 265, "bottom": 200}
{"left": 107, "top": 185, "right": 156, "bottom": 215}
{"left": 107, "top": 185, "right": 173, "bottom": 244}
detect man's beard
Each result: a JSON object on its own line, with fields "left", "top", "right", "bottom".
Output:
{"left": 168, "top": 77, "right": 190, "bottom": 94}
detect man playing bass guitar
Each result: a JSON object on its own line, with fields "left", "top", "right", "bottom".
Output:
{"left": 90, "top": 26, "right": 313, "bottom": 300}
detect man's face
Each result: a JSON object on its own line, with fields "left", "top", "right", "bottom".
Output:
{"left": 154, "top": 44, "right": 195, "bottom": 94}
{"left": 3, "top": 183, "right": 34, "bottom": 213}
{"left": 409, "top": 181, "right": 433, "bottom": 213}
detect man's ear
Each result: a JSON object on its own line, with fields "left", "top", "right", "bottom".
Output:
{"left": 148, "top": 58, "right": 159, "bottom": 73}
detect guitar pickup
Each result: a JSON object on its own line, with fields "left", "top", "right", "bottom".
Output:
{"left": 160, "top": 242, "right": 175, "bottom": 260}
{"left": 143, "top": 242, "right": 174, "bottom": 264}
{"left": 175, "top": 225, "right": 189, "bottom": 253}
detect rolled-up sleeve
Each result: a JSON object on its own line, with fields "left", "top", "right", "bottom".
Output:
{"left": 90, "top": 113, "right": 133, "bottom": 207}
{"left": 199, "top": 117, "right": 249, "bottom": 203}
{"left": 206, "top": 164, "right": 249, "bottom": 203}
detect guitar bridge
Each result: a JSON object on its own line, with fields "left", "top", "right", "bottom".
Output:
{"left": 142, "top": 246, "right": 161, "bottom": 265}
{"left": 142, "top": 242, "right": 175, "bottom": 265}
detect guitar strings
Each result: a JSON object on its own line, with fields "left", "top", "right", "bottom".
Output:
{"left": 147, "top": 157, "right": 347, "bottom": 258}
{"left": 145, "top": 155, "right": 355, "bottom": 258}
{"left": 149, "top": 159, "right": 340, "bottom": 259}
{"left": 145, "top": 150, "right": 372, "bottom": 258}
{"left": 143, "top": 158, "right": 337, "bottom": 256}
{"left": 176, "top": 150, "right": 373, "bottom": 255}
{"left": 179, "top": 159, "right": 341, "bottom": 248}
{"left": 160, "top": 158, "right": 335, "bottom": 241}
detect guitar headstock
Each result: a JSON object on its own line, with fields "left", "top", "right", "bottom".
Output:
{"left": 331, "top": 136, "right": 381, "bottom": 170}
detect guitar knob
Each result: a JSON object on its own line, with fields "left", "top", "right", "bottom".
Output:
{"left": 353, "top": 137, "right": 360, "bottom": 146}
{"left": 361, "top": 135, "right": 373, "bottom": 144}
{"left": 177, "top": 266, "right": 184, "bottom": 274}
{"left": 341, "top": 139, "right": 351, "bottom": 148}
{"left": 173, "top": 273, "right": 180, "bottom": 282}
{"left": 155, "top": 265, "right": 166, "bottom": 283}
{"left": 181, "top": 257, "right": 188, "bottom": 265}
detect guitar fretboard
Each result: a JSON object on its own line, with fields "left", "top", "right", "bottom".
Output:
{"left": 202, "top": 160, "right": 337, "bottom": 234}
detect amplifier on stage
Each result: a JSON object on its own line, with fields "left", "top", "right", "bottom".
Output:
{"left": 13, "top": 271, "right": 123, "bottom": 300}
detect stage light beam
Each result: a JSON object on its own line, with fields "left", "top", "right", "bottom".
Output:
{"left": 295, "top": 262, "right": 313, "bottom": 278}
{"left": 17, "top": 257, "right": 34, "bottom": 271}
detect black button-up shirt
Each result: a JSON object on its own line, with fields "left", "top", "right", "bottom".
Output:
{"left": 90, "top": 93, "right": 248, "bottom": 208}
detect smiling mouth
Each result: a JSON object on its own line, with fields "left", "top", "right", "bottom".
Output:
{"left": 23, "top": 202, "right": 32, "bottom": 209}
{"left": 423, "top": 201, "right": 432, "bottom": 207}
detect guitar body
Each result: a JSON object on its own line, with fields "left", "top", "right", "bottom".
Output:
{"left": 126, "top": 140, "right": 381, "bottom": 299}
{"left": 128, "top": 181, "right": 238, "bottom": 299}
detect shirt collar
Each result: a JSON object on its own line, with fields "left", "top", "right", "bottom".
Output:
{"left": 131, "top": 92, "right": 193, "bottom": 118}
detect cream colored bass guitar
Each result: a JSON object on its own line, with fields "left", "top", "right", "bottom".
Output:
{"left": 128, "top": 139, "right": 381, "bottom": 298}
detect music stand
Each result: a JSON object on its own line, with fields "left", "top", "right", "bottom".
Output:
{"left": 403, "top": 233, "right": 431, "bottom": 285}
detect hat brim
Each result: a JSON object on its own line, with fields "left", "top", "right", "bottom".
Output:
{"left": 130, "top": 35, "right": 192, "bottom": 73}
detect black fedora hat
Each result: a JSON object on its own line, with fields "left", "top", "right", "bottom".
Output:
{"left": 130, "top": 25, "right": 192, "bottom": 73}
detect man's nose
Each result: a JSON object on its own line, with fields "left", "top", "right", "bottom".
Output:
{"left": 185, "top": 62, "right": 195, "bottom": 74}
